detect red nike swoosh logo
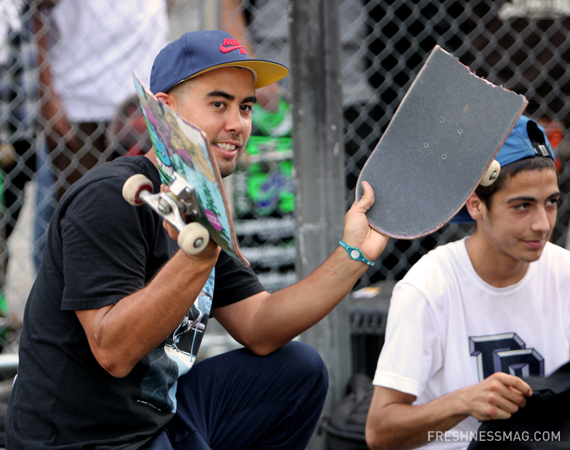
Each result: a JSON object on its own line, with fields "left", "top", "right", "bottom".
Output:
{"left": 220, "top": 44, "right": 246, "bottom": 54}
{"left": 220, "top": 44, "right": 240, "bottom": 53}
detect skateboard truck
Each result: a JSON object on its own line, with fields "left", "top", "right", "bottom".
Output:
{"left": 123, "top": 174, "right": 210, "bottom": 255}
{"left": 169, "top": 177, "right": 201, "bottom": 217}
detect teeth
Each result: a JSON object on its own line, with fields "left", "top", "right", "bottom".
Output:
{"left": 217, "top": 143, "right": 237, "bottom": 151}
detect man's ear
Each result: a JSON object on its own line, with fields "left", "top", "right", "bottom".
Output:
{"left": 155, "top": 92, "right": 176, "bottom": 110}
{"left": 465, "top": 192, "right": 485, "bottom": 221}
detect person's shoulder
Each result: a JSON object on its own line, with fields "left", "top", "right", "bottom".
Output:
{"left": 215, "top": 249, "right": 260, "bottom": 281}
{"left": 393, "top": 240, "right": 465, "bottom": 306}
{"left": 56, "top": 156, "right": 159, "bottom": 221}
{"left": 403, "top": 240, "right": 464, "bottom": 283}
{"left": 65, "top": 156, "right": 157, "bottom": 197}
{"left": 531, "top": 243, "right": 570, "bottom": 300}
{"left": 538, "top": 241, "right": 570, "bottom": 267}
{"left": 84, "top": 155, "right": 157, "bottom": 183}
{"left": 543, "top": 241, "right": 570, "bottom": 255}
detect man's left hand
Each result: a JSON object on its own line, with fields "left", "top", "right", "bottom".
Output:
{"left": 342, "top": 181, "right": 388, "bottom": 263}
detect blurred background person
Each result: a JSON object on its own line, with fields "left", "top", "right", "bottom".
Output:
{"left": 106, "top": 94, "right": 154, "bottom": 159}
{"left": 32, "top": 0, "right": 169, "bottom": 269}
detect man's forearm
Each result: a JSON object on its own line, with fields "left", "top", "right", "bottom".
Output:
{"left": 78, "top": 250, "right": 218, "bottom": 377}
{"left": 33, "top": 7, "right": 76, "bottom": 149}
{"left": 216, "top": 182, "right": 388, "bottom": 355}
{"left": 231, "top": 247, "right": 370, "bottom": 355}
{"left": 366, "top": 391, "right": 469, "bottom": 450}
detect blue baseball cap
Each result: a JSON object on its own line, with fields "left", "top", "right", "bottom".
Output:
{"left": 450, "top": 115, "right": 555, "bottom": 223}
{"left": 150, "top": 30, "right": 289, "bottom": 94}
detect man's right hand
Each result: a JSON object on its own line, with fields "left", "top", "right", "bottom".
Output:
{"left": 366, "top": 373, "right": 533, "bottom": 450}
{"left": 160, "top": 185, "right": 221, "bottom": 261}
{"left": 457, "top": 372, "right": 533, "bottom": 421}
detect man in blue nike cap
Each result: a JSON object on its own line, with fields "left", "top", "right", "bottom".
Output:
{"left": 366, "top": 115, "right": 570, "bottom": 450}
{"left": 6, "top": 31, "right": 388, "bottom": 450}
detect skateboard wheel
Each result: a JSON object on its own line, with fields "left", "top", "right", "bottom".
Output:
{"left": 178, "top": 222, "right": 210, "bottom": 255}
{"left": 480, "top": 159, "right": 501, "bottom": 187}
{"left": 123, "top": 174, "right": 154, "bottom": 206}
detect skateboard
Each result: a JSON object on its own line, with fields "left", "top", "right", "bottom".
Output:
{"left": 122, "top": 74, "right": 248, "bottom": 265}
{"left": 356, "top": 45, "right": 528, "bottom": 239}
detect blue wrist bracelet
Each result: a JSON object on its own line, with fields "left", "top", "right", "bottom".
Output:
{"left": 339, "top": 240, "right": 374, "bottom": 266}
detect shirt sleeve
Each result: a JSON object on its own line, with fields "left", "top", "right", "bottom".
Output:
{"left": 372, "top": 281, "right": 441, "bottom": 398}
{"left": 59, "top": 174, "right": 166, "bottom": 311}
{"left": 212, "top": 251, "right": 266, "bottom": 309}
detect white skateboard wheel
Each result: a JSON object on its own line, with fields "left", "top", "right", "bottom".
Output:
{"left": 178, "top": 222, "right": 210, "bottom": 255}
{"left": 480, "top": 159, "right": 501, "bottom": 187}
{"left": 123, "top": 174, "right": 154, "bottom": 206}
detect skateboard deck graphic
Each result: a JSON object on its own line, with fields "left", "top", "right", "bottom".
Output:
{"left": 129, "top": 74, "right": 248, "bottom": 265}
{"left": 356, "top": 45, "right": 528, "bottom": 239}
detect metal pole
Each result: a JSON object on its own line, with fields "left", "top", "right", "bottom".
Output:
{"left": 290, "top": 0, "right": 350, "bottom": 447}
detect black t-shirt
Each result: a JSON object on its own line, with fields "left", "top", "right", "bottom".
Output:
{"left": 6, "top": 156, "right": 265, "bottom": 449}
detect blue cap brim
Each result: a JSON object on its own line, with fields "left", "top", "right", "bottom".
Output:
{"left": 449, "top": 205, "right": 474, "bottom": 223}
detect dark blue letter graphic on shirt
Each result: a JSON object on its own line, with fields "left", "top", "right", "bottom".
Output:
{"left": 469, "top": 333, "right": 544, "bottom": 381}
{"left": 138, "top": 268, "right": 215, "bottom": 412}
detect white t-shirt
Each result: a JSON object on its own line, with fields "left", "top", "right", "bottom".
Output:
{"left": 374, "top": 238, "right": 570, "bottom": 450}
{"left": 49, "top": 0, "right": 168, "bottom": 122}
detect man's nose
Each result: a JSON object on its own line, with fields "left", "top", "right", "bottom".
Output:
{"left": 225, "top": 107, "right": 245, "bottom": 134}
{"left": 531, "top": 206, "right": 551, "bottom": 233}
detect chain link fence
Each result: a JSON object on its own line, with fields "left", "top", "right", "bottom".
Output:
{"left": 362, "top": 0, "right": 570, "bottom": 285}
{"left": 226, "top": 0, "right": 570, "bottom": 291}
{"left": 0, "top": 0, "right": 197, "bottom": 352}
{"left": 1, "top": 0, "right": 570, "bottom": 351}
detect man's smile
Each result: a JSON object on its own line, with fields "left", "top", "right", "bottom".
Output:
{"left": 212, "top": 140, "right": 241, "bottom": 158}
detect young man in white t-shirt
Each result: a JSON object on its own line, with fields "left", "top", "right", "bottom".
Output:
{"left": 365, "top": 115, "right": 570, "bottom": 450}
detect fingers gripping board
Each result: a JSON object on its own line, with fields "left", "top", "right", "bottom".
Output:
{"left": 356, "top": 45, "right": 528, "bottom": 239}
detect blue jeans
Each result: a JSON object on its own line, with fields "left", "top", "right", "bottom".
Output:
{"left": 33, "top": 141, "right": 56, "bottom": 271}
{"left": 142, "top": 341, "right": 328, "bottom": 450}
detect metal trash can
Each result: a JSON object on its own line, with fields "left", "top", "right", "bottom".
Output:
{"left": 349, "top": 281, "right": 394, "bottom": 378}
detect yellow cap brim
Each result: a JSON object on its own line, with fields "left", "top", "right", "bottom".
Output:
{"left": 181, "top": 60, "right": 289, "bottom": 89}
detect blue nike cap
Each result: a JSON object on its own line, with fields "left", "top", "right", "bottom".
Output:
{"left": 495, "top": 115, "right": 554, "bottom": 167}
{"left": 150, "top": 30, "right": 290, "bottom": 95}
{"left": 450, "top": 115, "right": 555, "bottom": 223}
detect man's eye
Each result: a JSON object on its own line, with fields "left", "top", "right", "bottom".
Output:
{"left": 241, "top": 104, "right": 253, "bottom": 112}
{"left": 514, "top": 203, "right": 530, "bottom": 211}
{"left": 212, "top": 101, "right": 225, "bottom": 108}
{"left": 549, "top": 198, "right": 562, "bottom": 207}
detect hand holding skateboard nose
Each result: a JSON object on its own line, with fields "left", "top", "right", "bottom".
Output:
{"left": 343, "top": 181, "right": 389, "bottom": 264}
{"left": 159, "top": 184, "right": 221, "bottom": 260}
{"left": 160, "top": 184, "right": 185, "bottom": 241}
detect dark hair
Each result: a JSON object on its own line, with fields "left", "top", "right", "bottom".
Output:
{"left": 474, "top": 156, "right": 558, "bottom": 210}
